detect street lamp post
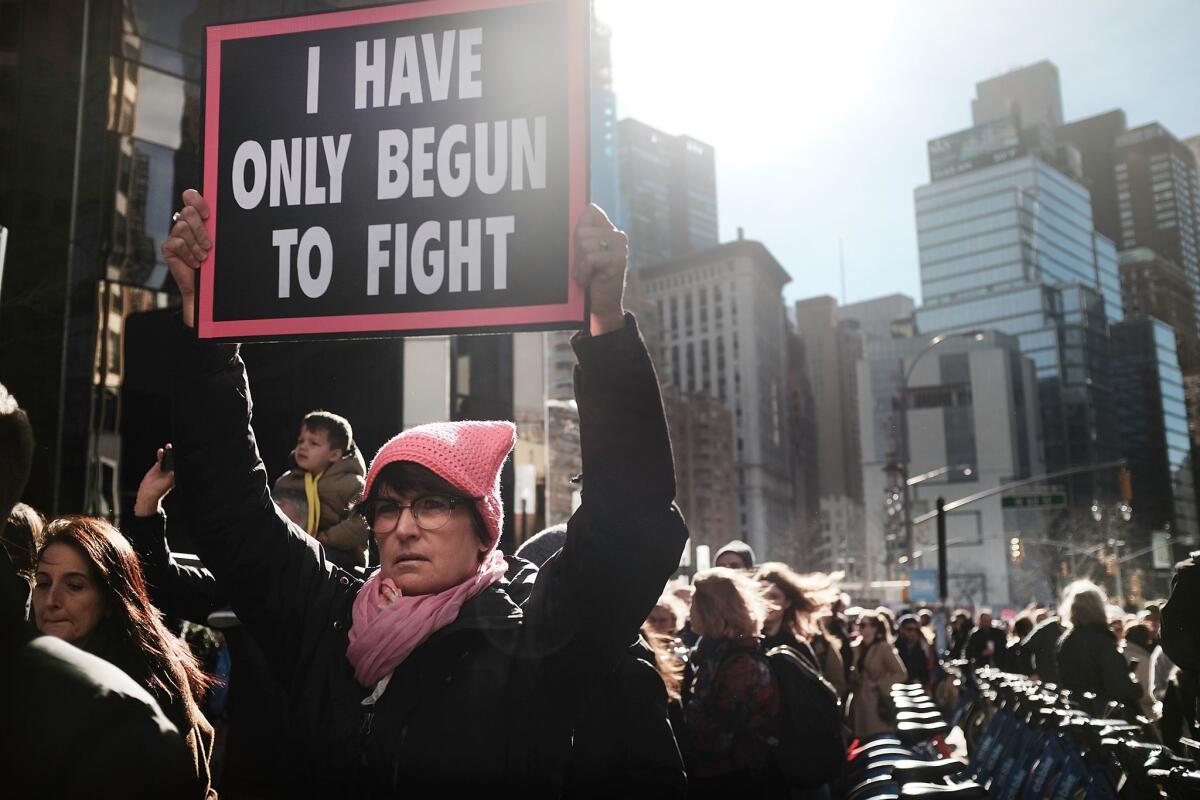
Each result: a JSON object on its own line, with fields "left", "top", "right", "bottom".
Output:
{"left": 1092, "top": 500, "right": 1132, "bottom": 607}
{"left": 889, "top": 330, "right": 985, "bottom": 566}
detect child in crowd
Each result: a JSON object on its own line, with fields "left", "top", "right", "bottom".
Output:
{"left": 273, "top": 411, "right": 368, "bottom": 569}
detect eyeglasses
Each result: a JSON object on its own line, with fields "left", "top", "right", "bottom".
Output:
{"left": 358, "top": 495, "right": 474, "bottom": 535}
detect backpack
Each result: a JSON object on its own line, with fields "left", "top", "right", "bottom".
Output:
{"left": 764, "top": 644, "right": 846, "bottom": 788}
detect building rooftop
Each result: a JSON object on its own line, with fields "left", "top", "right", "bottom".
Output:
{"left": 639, "top": 239, "right": 791, "bottom": 288}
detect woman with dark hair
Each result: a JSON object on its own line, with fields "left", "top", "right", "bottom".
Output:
{"left": 32, "top": 516, "right": 215, "bottom": 796}
{"left": 159, "top": 189, "right": 687, "bottom": 794}
{"left": 849, "top": 612, "right": 906, "bottom": 739}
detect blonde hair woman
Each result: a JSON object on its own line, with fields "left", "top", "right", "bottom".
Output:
{"left": 684, "top": 568, "right": 783, "bottom": 798}
{"left": 1056, "top": 580, "right": 1142, "bottom": 710}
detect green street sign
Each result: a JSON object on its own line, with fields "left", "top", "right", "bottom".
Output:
{"left": 1001, "top": 493, "right": 1067, "bottom": 509}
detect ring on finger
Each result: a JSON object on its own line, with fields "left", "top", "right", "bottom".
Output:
{"left": 172, "top": 211, "right": 181, "bottom": 223}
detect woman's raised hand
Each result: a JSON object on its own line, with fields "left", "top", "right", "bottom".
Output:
{"left": 573, "top": 203, "right": 628, "bottom": 336}
{"left": 134, "top": 445, "right": 177, "bottom": 517}
{"left": 162, "top": 189, "right": 212, "bottom": 328}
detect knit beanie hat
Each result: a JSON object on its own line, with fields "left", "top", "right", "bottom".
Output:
{"left": 363, "top": 421, "right": 516, "bottom": 550}
{"left": 714, "top": 539, "right": 756, "bottom": 569}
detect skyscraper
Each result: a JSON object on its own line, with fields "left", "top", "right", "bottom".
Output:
{"left": 1110, "top": 318, "right": 1199, "bottom": 582}
{"left": 641, "top": 238, "right": 793, "bottom": 558}
{"left": 1119, "top": 247, "right": 1199, "bottom": 370}
{"left": 915, "top": 64, "right": 1123, "bottom": 506}
{"left": 1112, "top": 123, "right": 1200, "bottom": 326}
{"left": 971, "top": 60, "right": 1064, "bottom": 130}
{"left": 618, "top": 118, "right": 718, "bottom": 269}
{"left": 791, "top": 296, "right": 866, "bottom": 573}
{"left": 1056, "top": 109, "right": 1129, "bottom": 243}
{"left": 589, "top": 19, "right": 622, "bottom": 229}
{"left": 793, "top": 296, "right": 865, "bottom": 504}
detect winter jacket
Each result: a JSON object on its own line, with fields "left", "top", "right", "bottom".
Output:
{"left": 810, "top": 633, "right": 847, "bottom": 699}
{"left": 896, "top": 636, "right": 931, "bottom": 687}
{"left": 1056, "top": 622, "right": 1143, "bottom": 709}
{"left": 1161, "top": 550, "right": 1200, "bottom": 672}
{"left": 0, "top": 546, "right": 203, "bottom": 798}
{"left": 125, "top": 510, "right": 295, "bottom": 798}
{"left": 168, "top": 314, "right": 688, "bottom": 796}
{"left": 683, "top": 635, "right": 783, "bottom": 795}
{"left": 966, "top": 624, "right": 1007, "bottom": 665}
{"left": 274, "top": 448, "right": 368, "bottom": 568}
{"left": 849, "top": 639, "right": 907, "bottom": 738}
{"left": 1122, "top": 640, "right": 1156, "bottom": 718}
{"left": 1020, "top": 617, "right": 1063, "bottom": 683}
{"left": 565, "top": 635, "right": 687, "bottom": 799}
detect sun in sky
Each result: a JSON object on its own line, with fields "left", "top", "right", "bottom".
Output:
{"left": 594, "top": 1, "right": 898, "bottom": 170}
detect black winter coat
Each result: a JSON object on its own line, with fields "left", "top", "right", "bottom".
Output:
{"left": 1020, "top": 617, "right": 1063, "bottom": 683}
{"left": 1056, "top": 622, "right": 1142, "bottom": 708}
{"left": 125, "top": 511, "right": 294, "bottom": 798}
{"left": 0, "top": 548, "right": 202, "bottom": 797}
{"left": 168, "top": 314, "right": 688, "bottom": 797}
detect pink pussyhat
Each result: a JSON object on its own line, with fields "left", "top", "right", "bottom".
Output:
{"left": 363, "top": 420, "right": 516, "bottom": 550}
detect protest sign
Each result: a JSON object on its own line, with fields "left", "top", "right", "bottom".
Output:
{"left": 198, "top": 0, "right": 588, "bottom": 340}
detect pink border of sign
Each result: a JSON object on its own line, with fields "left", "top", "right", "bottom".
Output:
{"left": 199, "top": 0, "right": 587, "bottom": 339}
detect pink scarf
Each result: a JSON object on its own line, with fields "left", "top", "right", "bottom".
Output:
{"left": 346, "top": 550, "right": 508, "bottom": 687}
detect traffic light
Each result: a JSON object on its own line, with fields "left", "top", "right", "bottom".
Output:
{"left": 884, "top": 488, "right": 904, "bottom": 520}
{"left": 1009, "top": 536, "right": 1023, "bottom": 564}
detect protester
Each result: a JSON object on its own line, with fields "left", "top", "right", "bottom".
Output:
{"left": 514, "top": 523, "right": 687, "bottom": 799}
{"left": 947, "top": 608, "right": 973, "bottom": 658}
{"left": 713, "top": 539, "right": 756, "bottom": 570}
{"left": 1056, "top": 580, "right": 1142, "bottom": 713}
{"left": 1020, "top": 612, "right": 1064, "bottom": 683}
{"left": 274, "top": 409, "right": 369, "bottom": 568}
{"left": 895, "top": 613, "right": 932, "bottom": 688}
{"left": 917, "top": 608, "right": 936, "bottom": 647}
{"left": 1160, "top": 549, "right": 1200, "bottom": 745}
{"left": 755, "top": 561, "right": 846, "bottom": 697}
{"left": 646, "top": 592, "right": 689, "bottom": 639}
{"left": 849, "top": 611, "right": 907, "bottom": 738}
{"left": 1122, "top": 622, "right": 1158, "bottom": 719}
{"left": 0, "top": 383, "right": 203, "bottom": 798}
{"left": 966, "top": 608, "right": 1007, "bottom": 665}
{"left": 1006, "top": 613, "right": 1035, "bottom": 672}
{"left": 2, "top": 501, "right": 43, "bottom": 576}
{"left": 826, "top": 594, "right": 854, "bottom": 684}
{"left": 162, "top": 189, "right": 686, "bottom": 793}
{"left": 32, "top": 516, "right": 217, "bottom": 794}
{"left": 683, "top": 567, "right": 781, "bottom": 798}
{"left": 129, "top": 444, "right": 295, "bottom": 797}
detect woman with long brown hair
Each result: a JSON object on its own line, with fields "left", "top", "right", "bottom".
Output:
{"left": 32, "top": 516, "right": 215, "bottom": 796}
{"left": 849, "top": 611, "right": 907, "bottom": 739}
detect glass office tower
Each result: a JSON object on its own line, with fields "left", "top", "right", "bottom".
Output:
{"left": 914, "top": 144, "right": 1123, "bottom": 504}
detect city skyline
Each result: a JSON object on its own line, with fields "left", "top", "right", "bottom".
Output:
{"left": 594, "top": 0, "right": 1200, "bottom": 307}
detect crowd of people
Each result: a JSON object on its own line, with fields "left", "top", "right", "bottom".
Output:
{"left": 1, "top": 188, "right": 1198, "bottom": 797}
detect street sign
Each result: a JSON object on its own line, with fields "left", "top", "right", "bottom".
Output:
{"left": 199, "top": 0, "right": 588, "bottom": 341}
{"left": 1001, "top": 493, "right": 1066, "bottom": 509}
{"left": 1152, "top": 530, "right": 1173, "bottom": 570}
{"left": 908, "top": 569, "right": 938, "bottom": 602}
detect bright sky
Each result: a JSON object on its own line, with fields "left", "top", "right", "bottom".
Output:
{"left": 594, "top": 0, "right": 1200, "bottom": 309}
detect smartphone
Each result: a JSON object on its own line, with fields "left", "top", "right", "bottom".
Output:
{"left": 161, "top": 447, "right": 175, "bottom": 473}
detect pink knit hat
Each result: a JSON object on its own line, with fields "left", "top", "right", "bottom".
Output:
{"left": 363, "top": 421, "right": 516, "bottom": 550}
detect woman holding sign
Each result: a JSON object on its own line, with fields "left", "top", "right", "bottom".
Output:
{"left": 162, "top": 189, "right": 688, "bottom": 795}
